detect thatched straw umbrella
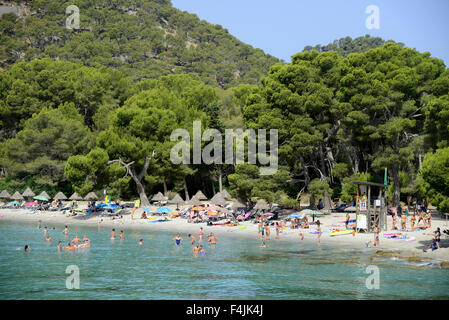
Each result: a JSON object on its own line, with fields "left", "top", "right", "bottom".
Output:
{"left": 231, "top": 199, "right": 246, "bottom": 209}
{"left": 53, "top": 192, "right": 68, "bottom": 200}
{"left": 186, "top": 196, "right": 203, "bottom": 206}
{"left": 84, "top": 192, "right": 98, "bottom": 201}
{"left": 152, "top": 192, "right": 167, "bottom": 202}
{"left": 0, "top": 190, "right": 11, "bottom": 199}
{"left": 254, "top": 199, "right": 270, "bottom": 210}
{"left": 210, "top": 192, "right": 226, "bottom": 206}
{"left": 194, "top": 190, "right": 208, "bottom": 200}
{"left": 69, "top": 192, "right": 83, "bottom": 200}
{"left": 221, "top": 189, "right": 232, "bottom": 199}
{"left": 22, "top": 187, "right": 35, "bottom": 198}
{"left": 11, "top": 191, "right": 24, "bottom": 200}
{"left": 39, "top": 191, "right": 50, "bottom": 199}
{"left": 170, "top": 194, "right": 184, "bottom": 209}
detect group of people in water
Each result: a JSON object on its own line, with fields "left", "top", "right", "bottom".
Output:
{"left": 24, "top": 220, "right": 218, "bottom": 256}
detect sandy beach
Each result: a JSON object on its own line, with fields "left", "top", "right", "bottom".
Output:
{"left": 1, "top": 206, "right": 448, "bottom": 265}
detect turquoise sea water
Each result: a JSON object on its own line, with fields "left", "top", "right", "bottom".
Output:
{"left": 0, "top": 220, "right": 448, "bottom": 300}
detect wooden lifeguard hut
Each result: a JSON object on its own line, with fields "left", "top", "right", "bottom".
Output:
{"left": 349, "top": 181, "right": 388, "bottom": 233}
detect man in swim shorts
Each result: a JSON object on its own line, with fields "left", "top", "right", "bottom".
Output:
{"left": 188, "top": 234, "right": 196, "bottom": 244}
{"left": 44, "top": 233, "right": 52, "bottom": 242}
{"left": 110, "top": 229, "right": 116, "bottom": 239}
{"left": 192, "top": 243, "right": 200, "bottom": 256}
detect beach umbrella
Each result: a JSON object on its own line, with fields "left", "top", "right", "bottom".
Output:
{"left": 170, "top": 194, "right": 184, "bottom": 204}
{"left": 186, "top": 196, "right": 203, "bottom": 206}
{"left": 84, "top": 192, "right": 98, "bottom": 200}
{"left": 156, "top": 207, "right": 171, "bottom": 213}
{"left": 25, "top": 201, "right": 38, "bottom": 207}
{"left": 53, "top": 191, "right": 68, "bottom": 200}
{"left": 261, "top": 212, "right": 274, "bottom": 217}
{"left": 300, "top": 209, "right": 312, "bottom": 214}
{"left": 0, "top": 190, "right": 11, "bottom": 199}
{"left": 290, "top": 213, "right": 304, "bottom": 218}
{"left": 191, "top": 206, "right": 205, "bottom": 211}
{"left": 69, "top": 192, "right": 83, "bottom": 200}
{"left": 22, "top": 187, "right": 35, "bottom": 198}
{"left": 344, "top": 206, "right": 357, "bottom": 212}
{"left": 301, "top": 210, "right": 325, "bottom": 216}
{"left": 33, "top": 195, "right": 49, "bottom": 201}
{"left": 9, "top": 201, "right": 20, "bottom": 205}
{"left": 38, "top": 191, "right": 51, "bottom": 200}
{"left": 231, "top": 200, "right": 246, "bottom": 209}
{"left": 206, "top": 205, "right": 221, "bottom": 210}
{"left": 194, "top": 190, "right": 208, "bottom": 200}
{"left": 254, "top": 199, "right": 269, "bottom": 210}
{"left": 221, "top": 189, "right": 232, "bottom": 199}
{"left": 104, "top": 204, "right": 119, "bottom": 211}
{"left": 210, "top": 193, "right": 226, "bottom": 206}
{"left": 206, "top": 211, "right": 220, "bottom": 216}
{"left": 151, "top": 192, "right": 167, "bottom": 202}
{"left": 11, "top": 191, "right": 24, "bottom": 200}
{"left": 216, "top": 207, "right": 231, "bottom": 214}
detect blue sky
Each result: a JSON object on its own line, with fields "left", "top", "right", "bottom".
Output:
{"left": 172, "top": 0, "right": 449, "bottom": 65}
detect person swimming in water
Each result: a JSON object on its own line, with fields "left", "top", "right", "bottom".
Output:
{"left": 44, "top": 233, "right": 52, "bottom": 242}
{"left": 192, "top": 243, "right": 200, "bottom": 256}
{"left": 139, "top": 239, "right": 143, "bottom": 245}
{"left": 173, "top": 234, "right": 183, "bottom": 246}
{"left": 57, "top": 241, "right": 62, "bottom": 252}
{"left": 120, "top": 230, "right": 124, "bottom": 240}
{"left": 72, "top": 235, "right": 80, "bottom": 245}
{"left": 38, "top": 220, "right": 41, "bottom": 229}
{"left": 188, "top": 234, "right": 196, "bottom": 244}
{"left": 43, "top": 226, "right": 48, "bottom": 235}
{"left": 260, "top": 241, "right": 266, "bottom": 248}
{"left": 63, "top": 242, "right": 76, "bottom": 252}
{"left": 198, "top": 245, "right": 205, "bottom": 255}
{"left": 208, "top": 233, "right": 217, "bottom": 246}
{"left": 110, "top": 229, "right": 116, "bottom": 239}
{"left": 198, "top": 227, "right": 204, "bottom": 242}
{"left": 24, "top": 245, "right": 32, "bottom": 251}
{"left": 63, "top": 226, "right": 68, "bottom": 236}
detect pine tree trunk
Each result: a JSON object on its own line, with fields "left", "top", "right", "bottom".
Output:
{"left": 392, "top": 163, "right": 401, "bottom": 206}
{"left": 163, "top": 180, "right": 168, "bottom": 195}
{"left": 218, "top": 171, "right": 223, "bottom": 193}
{"left": 184, "top": 177, "right": 190, "bottom": 201}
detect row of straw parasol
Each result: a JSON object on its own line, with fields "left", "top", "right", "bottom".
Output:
{"left": 0, "top": 188, "right": 99, "bottom": 201}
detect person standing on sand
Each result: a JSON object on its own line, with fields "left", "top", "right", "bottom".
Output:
{"left": 316, "top": 220, "right": 322, "bottom": 245}
{"left": 392, "top": 212, "right": 398, "bottom": 230}
{"left": 345, "top": 212, "right": 350, "bottom": 229}
{"left": 426, "top": 211, "right": 432, "bottom": 228}
{"left": 411, "top": 214, "right": 416, "bottom": 229}
{"left": 110, "top": 229, "right": 116, "bottom": 239}
{"left": 374, "top": 225, "right": 380, "bottom": 247}
{"left": 400, "top": 213, "right": 407, "bottom": 231}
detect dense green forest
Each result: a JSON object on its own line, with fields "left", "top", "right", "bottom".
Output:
{"left": 0, "top": 0, "right": 279, "bottom": 89}
{"left": 0, "top": 1, "right": 448, "bottom": 212}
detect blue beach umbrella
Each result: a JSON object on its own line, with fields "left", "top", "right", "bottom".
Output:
{"left": 157, "top": 207, "right": 171, "bottom": 213}
{"left": 9, "top": 201, "right": 20, "bottom": 205}
{"left": 290, "top": 213, "right": 304, "bottom": 218}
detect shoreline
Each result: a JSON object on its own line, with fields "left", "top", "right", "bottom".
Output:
{"left": 1, "top": 208, "right": 448, "bottom": 265}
